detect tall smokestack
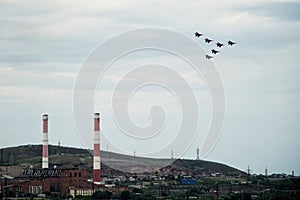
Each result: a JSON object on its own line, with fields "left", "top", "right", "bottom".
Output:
{"left": 42, "top": 114, "right": 49, "bottom": 169}
{"left": 93, "top": 113, "right": 101, "bottom": 183}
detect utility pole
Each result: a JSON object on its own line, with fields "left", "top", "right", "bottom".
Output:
{"left": 247, "top": 165, "right": 251, "bottom": 181}
{"left": 196, "top": 147, "right": 200, "bottom": 160}
{"left": 58, "top": 140, "right": 61, "bottom": 155}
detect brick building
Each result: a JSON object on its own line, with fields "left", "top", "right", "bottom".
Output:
{"left": 5, "top": 168, "right": 100, "bottom": 197}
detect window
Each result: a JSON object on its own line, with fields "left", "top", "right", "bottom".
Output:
{"left": 29, "top": 186, "right": 33, "bottom": 194}
{"left": 38, "top": 186, "right": 42, "bottom": 194}
{"left": 70, "top": 172, "right": 72, "bottom": 177}
{"left": 74, "top": 172, "right": 77, "bottom": 177}
{"left": 33, "top": 186, "right": 37, "bottom": 194}
{"left": 79, "top": 172, "right": 81, "bottom": 177}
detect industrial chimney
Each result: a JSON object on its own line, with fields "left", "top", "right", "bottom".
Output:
{"left": 93, "top": 113, "right": 101, "bottom": 183}
{"left": 42, "top": 114, "right": 49, "bottom": 169}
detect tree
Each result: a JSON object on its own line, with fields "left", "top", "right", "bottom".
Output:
{"left": 132, "top": 188, "right": 142, "bottom": 194}
{"left": 120, "top": 190, "right": 131, "bottom": 200}
{"left": 92, "top": 190, "right": 112, "bottom": 199}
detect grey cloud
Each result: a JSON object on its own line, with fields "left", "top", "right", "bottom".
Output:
{"left": 240, "top": 2, "right": 300, "bottom": 21}
{"left": 0, "top": 0, "right": 299, "bottom": 174}
{"left": 0, "top": 1, "right": 59, "bottom": 17}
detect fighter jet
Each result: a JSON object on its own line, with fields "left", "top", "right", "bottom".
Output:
{"left": 205, "top": 38, "right": 213, "bottom": 43}
{"left": 228, "top": 40, "right": 236, "bottom": 46}
{"left": 194, "top": 32, "right": 203, "bottom": 38}
{"left": 205, "top": 54, "right": 214, "bottom": 59}
{"left": 216, "top": 42, "right": 224, "bottom": 48}
{"left": 211, "top": 49, "right": 219, "bottom": 54}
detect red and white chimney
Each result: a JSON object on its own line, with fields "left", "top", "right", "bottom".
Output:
{"left": 42, "top": 114, "right": 49, "bottom": 169}
{"left": 93, "top": 113, "right": 101, "bottom": 183}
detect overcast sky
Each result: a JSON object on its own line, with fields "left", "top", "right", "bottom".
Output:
{"left": 0, "top": 0, "right": 299, "bottom": 175}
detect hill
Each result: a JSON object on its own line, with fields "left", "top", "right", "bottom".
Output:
{"left": 0, "top": 145, "right": 246, "bottom": 178}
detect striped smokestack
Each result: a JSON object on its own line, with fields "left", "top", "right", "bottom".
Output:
{"left": 93, "top": 113, "right": 101, "bottom": 183}
{"left": 42, "top": 114, "right": 49, "bottom": 169}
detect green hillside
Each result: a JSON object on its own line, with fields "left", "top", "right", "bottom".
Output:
{"left": 0, "top": 145, "right": 246, "bottom": 177}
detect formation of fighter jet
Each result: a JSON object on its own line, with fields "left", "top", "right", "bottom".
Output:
{"left": 228, "top": 40, "right": 236, "bottom": 46}
{"left": 194, "top": 32, "right": 203, "bottom": 38}
{"left": 194, "top": 31, "right": 236, "bottom": 59}
{"left": 205, "top": 55, "right": 214, "bottom": 59}
{"left": 205, "top": 38, "right": 213, "bottom": 43}
{"left": 211, "top": 49, "right": 219, "bottom": 54}
{"left": 216, "top": 42, "right": 224, "bottom": 48}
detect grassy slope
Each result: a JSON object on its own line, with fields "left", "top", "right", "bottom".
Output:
{"left": 0, "top": 145, "right": 246, "bottom": 177}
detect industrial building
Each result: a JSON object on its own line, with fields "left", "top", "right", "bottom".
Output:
{"left": 0, "top": 113, "right": 107, "bottom": 198}
{"left": 9, "top": 168, "right": 93, "bottom": 197}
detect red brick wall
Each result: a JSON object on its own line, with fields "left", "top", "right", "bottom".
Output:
{"left": 9, "top": 169, "right": 92, "bottom": 196}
